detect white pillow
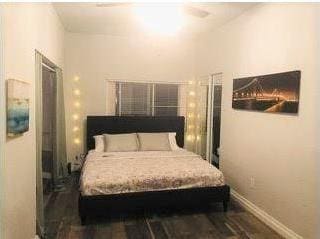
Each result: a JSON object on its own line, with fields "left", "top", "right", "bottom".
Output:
{"left": 168, "top": 132, "right": 180, "bottom": 150}
{"left": 137, "top": 133, "right": 171, "bottom": 151}
{"left": 104, "top": 133, "right": 139, "bottom": 152}
{"left": 93, "top": 135, "right": 105, "bottom": 152}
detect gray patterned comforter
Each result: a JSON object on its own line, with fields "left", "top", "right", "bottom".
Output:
{"left": 80, "top": 149, "right": 225, "bottom": 196}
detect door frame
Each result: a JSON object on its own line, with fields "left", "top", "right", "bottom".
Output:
{"left": 35, "top": 51, "right": 59, "bottom": 237}
{"left": 206, "top": 73, "right": 223, "bottom": 164}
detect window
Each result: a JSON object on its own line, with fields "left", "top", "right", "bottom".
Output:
{"left": 154, "top": 84, "right": 178, "bottom": 116}
{"left": 115, "top": 82, "right": 179, "bottom": 116}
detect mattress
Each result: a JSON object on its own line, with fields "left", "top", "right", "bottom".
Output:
{"left": 80, "top": 149, "right": 225, "bottom": 196}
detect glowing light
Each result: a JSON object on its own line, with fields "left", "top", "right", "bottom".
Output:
{"left": 186, "top": 134, "right": 195, "bottom": 142}
{"left": 188, "top": 80, "right": 194, "bottom": 85}
{"left": 196, "top": 135, "right": 201, "bottom": 141}
{"left": 189, "top": 91, "right": 195, "bottom": 96}
{"left": 73, "top": 126, "right": 79, "bottom": 132}
{"left": 74, "top": 138, "right": 81, "bottom": 145}
{"left": 73, "top": 76, "right": 80, "bottom": 82}
{"left": 197, "top": 114, "right": 200, "bottom": 119}
{"left": 134, "top": 3, "right": 185, "bottom": 35}
{"left": 72, "top": 114, "right": 79, "bottom": 120}
{"left": 74, "top": 101, "right": 81, "bottom": 108}
{"left": 188, "top": 113, "right": 194, "bottom": 118}
{"left": 189, "top": 102, "right": 195, "bottom": 108}
{"left": 188, "top": 125, "right": 194, "bottom": 130}
{"left": 73, "top": 89, "right": 81, "bottom": 96}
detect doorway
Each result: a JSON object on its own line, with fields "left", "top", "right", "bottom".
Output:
{"left": 206, "top": 73, "right": 223, "bottom": 168}
{"left": 35, "top": 51, "right": 67, "bottom": 238}
{"left": 41, "top": 63, "right": 57, "bottom": 204}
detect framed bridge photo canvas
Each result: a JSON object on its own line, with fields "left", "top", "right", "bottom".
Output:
{"left": 232, "top": 71, "right": 301, "bottom": 114}
{"left": 6, "top": 79, "right": 30, "bottom": 137}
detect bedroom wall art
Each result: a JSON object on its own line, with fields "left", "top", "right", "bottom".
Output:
{"left": 232, "top": 70, "right": 301, "bottom": 114}
{"left": 6, "top": 79, "right": 30, "bottom": 137}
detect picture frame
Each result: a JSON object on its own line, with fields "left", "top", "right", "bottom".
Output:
{"left": 232, "top": 71, "right": 301, "bottom": 114}
{"left": 6, "top": 79, "right": 30, "bottom": 137}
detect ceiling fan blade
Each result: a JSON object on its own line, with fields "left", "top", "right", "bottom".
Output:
{"left": 183, "top": 5, "right": 210, "bottom": 18}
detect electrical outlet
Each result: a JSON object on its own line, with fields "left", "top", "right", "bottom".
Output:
{"left": 250, "top": 177, "right": 255, "bottom": 189}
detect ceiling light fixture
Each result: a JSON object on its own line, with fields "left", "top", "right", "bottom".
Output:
{"left": 133, "top": 3, "right": 185, "bottom": 35}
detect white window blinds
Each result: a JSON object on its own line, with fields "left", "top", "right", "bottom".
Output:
{"left": 154, "top": 84, "right": 178, "bottom": 116}
{"left": 115, "top": 82, "right": 179, "bottom": 116}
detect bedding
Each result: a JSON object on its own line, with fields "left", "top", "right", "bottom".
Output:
{"left": 104, "top": 133, "right": 139, "bottom": 152}
{"left": 93, "top": 135, "right": 104, "bottom": 152}
{"left": 168, "top": 132, "right": 180, "bottom": 150}
{"left": 80, "top": 149, "right": 225, "bottom": 196}
{"left": 137, "top": 132, "right": 171, "bottom": 151}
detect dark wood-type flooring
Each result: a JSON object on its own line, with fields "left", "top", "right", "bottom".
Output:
{"left": 44, "top": 175, "right": 283, "bottom": 239}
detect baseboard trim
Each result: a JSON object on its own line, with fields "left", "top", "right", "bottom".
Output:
{"left": 231, "top": 189, "right": 303, "bottom": 239}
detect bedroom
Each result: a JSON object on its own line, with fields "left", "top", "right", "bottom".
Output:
{"left": 0, "top": 2, "right": 319, "bottom": 239}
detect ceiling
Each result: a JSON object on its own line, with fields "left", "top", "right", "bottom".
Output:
{"left": 53, "top": 3, "right": 257, "bottom": 37}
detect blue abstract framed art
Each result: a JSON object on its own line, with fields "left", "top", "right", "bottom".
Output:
{"left": 6, "top": 79, "right": 30, "bottom": 137}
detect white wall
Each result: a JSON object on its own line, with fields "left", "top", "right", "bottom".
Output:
{"left": 195, "top": 3, "right": 319, "bottom": 238}
{"left": 64, "top": 33, "right": 195, "bottom": 160}
{"left": 0, "top": 3, "right": 65, "bottom": 239}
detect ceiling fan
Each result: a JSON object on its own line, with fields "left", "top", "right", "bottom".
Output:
{"left": 96, "top": 3, "right": 210, "bottom": 18}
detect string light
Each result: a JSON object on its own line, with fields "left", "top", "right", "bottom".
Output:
{"left": 74, "top": 138, "right": 81, "bottom": 145}
{"left": 72, "top": 76, "right": 81, "bottom": 150}
{"left": 189, "top": 102, "right": 195, "bottom": 108}
{"left": 74, "top": 101, "right": 81, "bottom": 108}
{"left": 186, "top": 135, "right": 195, "bottom": 142}
{"left": 73, "top": 126, "right": 79, "bottom": 132}
{"left": 72, "top": 114, "right": 79, "bottom": 120}
{"left": 188, "top": 113, "right": 194, "bottom": 118}
{"left": 189, "top": 91, "right": 195, "bottom": 96}
{"left": 73, "top": 76, "right": 80, "bottom": 82}
{"left": 73, "top": 89, "right": 81, "bottom": 96}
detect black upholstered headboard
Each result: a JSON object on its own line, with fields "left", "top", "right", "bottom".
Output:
{"left": 86, "top": 116, "right": 185, "bottom": 151}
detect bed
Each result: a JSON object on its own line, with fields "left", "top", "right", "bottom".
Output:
{"left": 79, "top": 116, "right": 230, "bottom": 224}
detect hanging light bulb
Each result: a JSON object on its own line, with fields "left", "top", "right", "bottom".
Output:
{"left": 74, "top": 138, "right": 81, "bottom": 145}
{"left": 73, "top": 126, "right": 79, "bottom": 132}
{"left": 188, "top": 113, "right": 194, "bottom": 118}
{"left": 73, "top": 76, "right": 80, "bottom": 82}
{"left": 72, "top": 114, "right": 79, "bottom": 120}
{"left": 189, "top": 91, "right": 195, "bottom": 96}
{"left": 74, "top": 101, "right": 81, "bottom": 108}
{"left": 73, "top": 89, "right": 81, "bottom": 96}
{"left": 189, "top": 102, "right": 195, "bottom": 108}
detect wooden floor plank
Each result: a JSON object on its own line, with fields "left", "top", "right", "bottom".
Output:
{"left": 44, "top": 174, "right": 283, "bottom": 239}
{"left": 125, "top": 218, "right": 153, "bottom": 239}
{"left": 148, "top": 221, "right": 168, "bottom": 239}
{"left": 206, "top": 212, "right": 235, "bottom": 237}
{"left": 111, "top": 222, "right": 127, "bottom": 239}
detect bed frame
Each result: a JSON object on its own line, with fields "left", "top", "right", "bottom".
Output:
{"left": 79, "top": 116, "right": 230, "bottom": 224}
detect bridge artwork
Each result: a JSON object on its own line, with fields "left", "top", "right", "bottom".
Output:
{"left": 232, "top": 71, "right": 301, "bottom": 114}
